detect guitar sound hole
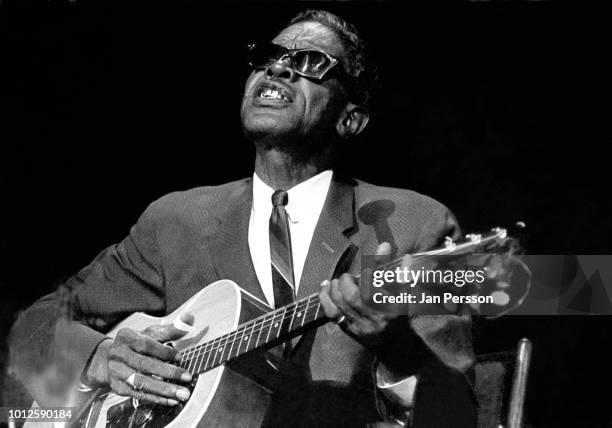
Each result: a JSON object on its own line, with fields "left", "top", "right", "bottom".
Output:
{"left": 104, "top": 375, "right": 198, "bottom": 428}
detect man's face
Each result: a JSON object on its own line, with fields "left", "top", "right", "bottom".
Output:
{"left": 240, "top": 21, "right": 349, "bottom": 150}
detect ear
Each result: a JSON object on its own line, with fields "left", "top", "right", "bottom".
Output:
{"left": 336, "top": 102, "right": 370, "bottom": 139}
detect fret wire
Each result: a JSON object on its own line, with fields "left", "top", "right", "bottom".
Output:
{"left": 287, "top": 301, "right": 299, "bottom": 332}
{"left": 246, "top": 317, "right": 258, "bottom": 353}
{"left": 277, "top": 306, "right": 287, "bottom": 339}
{"left": 237, "top": 322, "right": 248, "bottom": 356}
{"left": 196, "top": 338, "right": 215, "bottom": 374}
{"left": 204, "top": 339, "right": 214, "bottom": 371}
{"left": 187, "top": 344, "right": 198, "bottom": 374}
{"left": 215, "top": 333, "right": 230, "bottom": 367}
{"left": 254, "top": 312, "right": 265, "bottom": 348}
{"left": 193, "top": 341, "right": 207, "bottom": 374}
{"left": 205, "top": 336, "right": 222, "bottom": 370}
{"left": 221, "top": 330, "right": 235, "bottom": 364}
{"left": 197, "top": 335, "right": 221, "bottom": 372}
{"left": 193, "top": 341, "right": 206, "bottom": 374}
{"left": 226, "top": 322, "right": 242, "bottom": 361}
{"left": 179, "top": 344, "right": 196, "bottom": 365}
{"left": 289, "top": 301, "right": 306, "bottom": 329}
{"left": 265, "top": 311, "right": 275, "bottom": 344}
{"left": 301, "top": 295, "right": 312, "bottom": 327}
{"left": 237, "top": 320, "right": 251, "bottom": 355}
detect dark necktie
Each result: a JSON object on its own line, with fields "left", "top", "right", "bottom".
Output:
{"left": 269, "top": 190, "right": 295, "bottom": 309}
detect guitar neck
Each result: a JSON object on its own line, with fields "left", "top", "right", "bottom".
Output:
{"left": 177, "top": 292, "right": 326, "bottom": 375}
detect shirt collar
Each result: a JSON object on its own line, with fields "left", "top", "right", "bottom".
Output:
{"left": 252, "top": 170, "right": 333, "bottom": 223}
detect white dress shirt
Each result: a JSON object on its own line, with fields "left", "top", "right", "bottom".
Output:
{"left": 248, "top": 169, "right": 333, "bottom": 307}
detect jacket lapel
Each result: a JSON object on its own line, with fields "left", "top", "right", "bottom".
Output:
{"left": 288, "top": 175, "right": 358, "bottom": 353}
{"left": 297, "top": 175, "right": 358, "bottom": 300}
{"left": 209, "top": 179, "right": 268, "bottom": 305}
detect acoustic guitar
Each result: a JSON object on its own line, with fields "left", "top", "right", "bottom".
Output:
{"left": 24, "top": 227, "right": 529, "bottom": 428}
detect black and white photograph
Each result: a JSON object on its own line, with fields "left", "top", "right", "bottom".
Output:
{"left": 0, "top": 1, "right": 610, "bottom": 427}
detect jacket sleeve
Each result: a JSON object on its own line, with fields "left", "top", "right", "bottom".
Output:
{"left": 9, "top": 200, "right": 166, "bottom": 405}
{"left": 374, "top": 206, "right": 477, "bottom": 427}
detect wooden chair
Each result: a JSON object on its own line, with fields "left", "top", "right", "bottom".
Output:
{"left": 475, "top": 338, "right": 532, "bottom": 428}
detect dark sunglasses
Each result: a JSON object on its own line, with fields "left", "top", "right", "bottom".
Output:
{"left": 247, "top": 42, "right": 341, "bottom": 80}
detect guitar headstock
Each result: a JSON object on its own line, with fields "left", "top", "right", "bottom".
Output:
{"left": 416, "top": 226, "right": 516, "bottom": 257}
{"left": 392, "top": 225, "right": 531, "bottom": 318}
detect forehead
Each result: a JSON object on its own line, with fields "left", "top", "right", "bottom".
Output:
{"left": 272, "top": 21, "right": 345, "bottom": 59}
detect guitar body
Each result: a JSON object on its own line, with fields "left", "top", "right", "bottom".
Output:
{"left": 27, "top": 280, "right": 274, "bottom": 428}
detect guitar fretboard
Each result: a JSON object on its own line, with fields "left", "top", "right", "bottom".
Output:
{"left": 177, "top": 292, "right": 325, "bottom": 375}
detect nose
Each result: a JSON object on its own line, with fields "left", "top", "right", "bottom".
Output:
{"left": 264, "top": 57, "right": 297, "bottom": 82}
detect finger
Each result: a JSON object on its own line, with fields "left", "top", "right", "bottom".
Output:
{"left": 110, "top": 378, "right": 180, "bottom": 406}
{"left": 132, "top": 333, "right": 182, "bottom": 363}
{"left": 374, "top": 242, "right": 393, "bottom": 264}
{"left": 108, "top": 356, "right": 191, "bottom": 387}
{"left": 337, "top": 273, "right": 374, "bottom": 318}
{"left": 109, "top": 361, "right": 191, "bottom": 402}
{"left": 143, "top": 323, "right": 189, "bottom": 344}
{"left": 115, "top": 328, "right": 179, "bottom": 362}
{"left": 132, "top": 373, "right": 191, "bottom": 402}
{"left": 319, "top": 280, "right": 341, "bottom": 320}
{"left": 118, "top": 347, "right": 191, "bottom": 382}
{"left": 329, "top": 278, "right": 360, "bottom": 322}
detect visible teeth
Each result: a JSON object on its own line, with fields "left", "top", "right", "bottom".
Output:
{"left": 260, "top": 88, "right": 285, "bottom": 100}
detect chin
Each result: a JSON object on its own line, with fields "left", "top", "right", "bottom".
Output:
{"left": 242, "top": 114, "right": 297, "bottom": 144}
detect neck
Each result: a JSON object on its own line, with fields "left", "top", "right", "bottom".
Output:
{"left": 254, "top": 147, "right": 333, "bottom": 190}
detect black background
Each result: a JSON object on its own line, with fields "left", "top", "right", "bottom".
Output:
{"left": 0, "top": 1, "right": 610, "bottom": 426}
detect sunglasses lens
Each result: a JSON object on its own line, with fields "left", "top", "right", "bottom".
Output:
{"left": 248, "top": 43, "right": 285, "bottom": 68}
{"left": 292, "top": 51, "right": 332, "bottom": 77}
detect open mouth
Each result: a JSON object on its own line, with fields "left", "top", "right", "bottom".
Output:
{"left": 255, "top": 82, "right": 294, "bottom": 103}
{"left": 259, "top": 88, "right": 287, "bottom": 100}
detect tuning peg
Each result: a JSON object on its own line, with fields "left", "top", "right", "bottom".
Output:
{"left": 491, "top": 227, "right": 508, "bottom": 239}
{"left": 444, "top": 236, "right": 456, "bottom": 250}
{"left": 466, "top": 233, "right": 482, "bottom": 244}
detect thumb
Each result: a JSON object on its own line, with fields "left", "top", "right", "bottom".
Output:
{"left": 142, "top": 312, "right": 194, "bottom": 342}
{"left": 374, "top": 242, "right": 393, "bottom": 265}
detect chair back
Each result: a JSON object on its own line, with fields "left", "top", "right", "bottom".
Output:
{"left": 475, "top": 338, "right": 532, "bottom": 428}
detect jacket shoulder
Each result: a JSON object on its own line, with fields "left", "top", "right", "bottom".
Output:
{"left": 351, "top": 178, "right": 459, "bottom": 252}
{"left": 139, "top": 177, "right": 251, "bottom": 224}
{"left": 352, "top": 178, "right": 451, "bottom": 215}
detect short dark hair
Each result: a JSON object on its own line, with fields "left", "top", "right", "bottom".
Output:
{"left": 287, "top": 9, "right": 378, "bottom": 108}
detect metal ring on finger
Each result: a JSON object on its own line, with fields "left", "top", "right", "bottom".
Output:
{"left": 335, "top": 315, "right": 347, "bottom": 325}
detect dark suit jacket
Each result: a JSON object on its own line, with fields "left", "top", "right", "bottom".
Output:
{"left": 11, "top": 174, "right": 477, "bottom": 427}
